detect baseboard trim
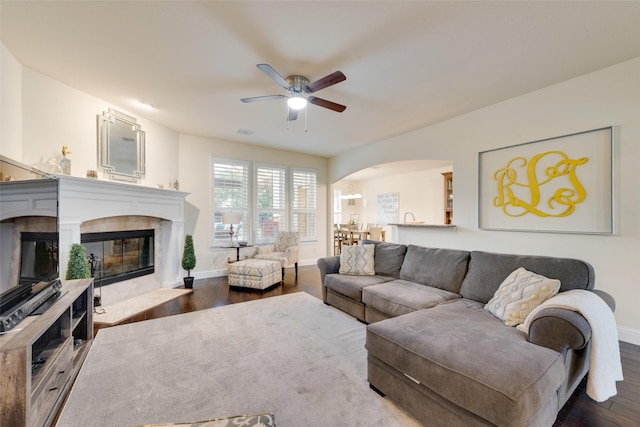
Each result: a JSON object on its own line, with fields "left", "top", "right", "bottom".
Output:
{"left": 618, "top": 327, "right": 640, "bottom": 346}
{"left": 298, "top": 258, "right": 319, "bottom": 267}
{"left": 193, "top": 269, "right": 227, "bottom": 279}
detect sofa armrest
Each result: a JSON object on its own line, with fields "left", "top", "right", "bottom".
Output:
{"left": 317, "top": 256, "right": 340, "bottom": 303}
{"left": 285, "top": 245, "right": 299, "bottom": 263}
{"left": 317, "top": 255, "right": 340, "bottom": 278}
{"left": 527, "top": 308, "right": 591, "bottom": 356}
{"left": 592, "top": 289, "right": 616, "bottom": 311}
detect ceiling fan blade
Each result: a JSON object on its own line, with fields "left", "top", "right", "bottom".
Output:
{"left": 257, "top": 64, "right": 291, "bottom": 89}
{"left": 241, "top": 95, "right": 286, "bottom": 103}
{"left": 308, "top": 96, "right": 347, "bottom": 113}
{"left": 287, "top": 108, "right": 298, "bottom": 121}
{"left": 306, "top": 71, "right": 346, "bottom": 93}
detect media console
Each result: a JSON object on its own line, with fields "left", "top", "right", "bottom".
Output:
{"left": 0, "top": 278, "right": 93, "bottom": 427}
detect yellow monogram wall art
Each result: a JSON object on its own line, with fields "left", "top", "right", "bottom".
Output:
{"left": 478, "top": 127, "right": 613, "bottom": 234}
{"left": 493, "top": 151, "right": 589, "bottom": 218}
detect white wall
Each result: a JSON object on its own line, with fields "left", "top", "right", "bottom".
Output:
{"left": 0, "top": 44, "right": 22, "bottom": 159}
{"left": 18, "top": 68, "right": 180, "bottom": 187}
{"left": 330, "top": 57, "right": 640, "bottom": 344}
{"left": 178, "top": 134, "right": 329, "bottom": 278}
{"left": 0, "top": 43, "right": 181, "bottom": 184}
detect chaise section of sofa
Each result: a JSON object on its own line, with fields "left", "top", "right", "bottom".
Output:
{"left": 367, "top": 299, "right": 567, "bottom": 427}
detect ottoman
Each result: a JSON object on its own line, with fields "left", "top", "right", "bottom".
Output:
{"left": 228, "top": 259, "right": 282, "bottom": 290}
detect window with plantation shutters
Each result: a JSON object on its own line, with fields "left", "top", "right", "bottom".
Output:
{"left": 256, "top": 164, "right": 287, "bottom": 243}
{"left": 211, "top": 158, "right": 249, "bottom": 244}
{"left": 210, "top": 159, "right": 318, "bottom": 246}
{"left": 333, "top": 189, "right": 342, "bottom": 225}
{"left": 292, "top": 168, "right": 317, "bottom": 242}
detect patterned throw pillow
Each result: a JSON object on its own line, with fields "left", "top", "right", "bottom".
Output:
{"left": 485, "top": 267, "right": 561, "bottom": 326}
{"left": 339, "top": 244, "right": 375, "bottom": 276}
{"left": 137, "top": 412, "right": 276, "bottom": 426}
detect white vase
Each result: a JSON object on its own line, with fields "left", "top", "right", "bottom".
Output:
{"left": 60, "top": 156, "right": 71, "bottom": 175}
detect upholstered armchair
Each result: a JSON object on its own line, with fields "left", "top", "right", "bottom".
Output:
{"left": 253, "top": 231, "right": 300, "bottom": 278}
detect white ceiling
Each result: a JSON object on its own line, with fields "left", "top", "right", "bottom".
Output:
{"left": 2, "top": 1, "right": 640, "bottom": 160}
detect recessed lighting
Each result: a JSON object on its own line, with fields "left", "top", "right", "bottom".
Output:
{"left": 137, "top": 100, "right": 155, "bottom": 110}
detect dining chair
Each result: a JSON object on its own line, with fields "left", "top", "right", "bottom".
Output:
{"left": 333, "top": 225, "right": 344, "bottom": 255}
{"left": 339, "top": 224, "right": 357, "bottom": 246}
{"left": 368, "top": 226, "right": 384, "bottom": 241}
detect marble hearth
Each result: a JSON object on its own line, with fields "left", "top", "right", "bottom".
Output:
{"left": 1, "top": 175, "right": 188, "bottom": 306}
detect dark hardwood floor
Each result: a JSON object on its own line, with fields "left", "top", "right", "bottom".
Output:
{"left": 96, "top": 265, "right": 640, "bottom": 427}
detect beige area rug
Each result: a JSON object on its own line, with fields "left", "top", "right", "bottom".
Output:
{"left": 93, "top": 288, "right": 193, "bottom": 326}
{"left": 58, "top": 292, "right": 421, "bottom": 427}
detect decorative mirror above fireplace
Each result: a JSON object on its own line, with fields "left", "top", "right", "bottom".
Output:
{"left": 97, "top": 108, "right": 145, "bottom": 182}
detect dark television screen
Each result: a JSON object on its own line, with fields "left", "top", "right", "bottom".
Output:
{"left": 19, "top": 232, "right": 59, "bottom": 285}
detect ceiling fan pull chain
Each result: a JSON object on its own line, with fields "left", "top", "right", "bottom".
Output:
{"left": 304, "top": 106, "right": 308, "bottom": 133}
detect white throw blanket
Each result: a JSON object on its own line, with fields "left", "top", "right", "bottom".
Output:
{"left": 517, "top": 289, "right": 623, "bottom": 402}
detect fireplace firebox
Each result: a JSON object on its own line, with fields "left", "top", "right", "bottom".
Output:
{"left": 81, "top": 229, "right": 154, "bottom": 286}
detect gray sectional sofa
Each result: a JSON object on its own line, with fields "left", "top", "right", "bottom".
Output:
{"left": 317, "top": 241, "right": 611, "bottom": 427}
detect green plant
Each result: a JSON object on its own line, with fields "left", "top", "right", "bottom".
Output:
{"left": 181, "top": 234, "right": 196, "bottom": 277}
{"left": 66, "top": 243, "right": 91, "bottom": 280}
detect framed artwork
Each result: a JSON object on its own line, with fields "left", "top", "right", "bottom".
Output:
{"left": 478, "top": 127, "right": 613, "bottom": 234}
{"left": 377, "top": 192, "right": 399, "bottom": 225}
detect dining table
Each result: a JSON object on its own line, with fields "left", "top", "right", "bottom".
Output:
{"left": 340, "top": 228, "right": 386, "bottom": 246}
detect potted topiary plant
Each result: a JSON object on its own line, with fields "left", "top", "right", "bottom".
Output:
{"left": 66, "top": 243, "right": 91, "bottom": 280}
{"left": 181, "top": 234, "right": 196, "bottom": 289}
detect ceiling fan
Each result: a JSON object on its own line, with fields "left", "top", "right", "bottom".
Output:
{"left": 241, "top": 64, "right": 347, "bottom": 121}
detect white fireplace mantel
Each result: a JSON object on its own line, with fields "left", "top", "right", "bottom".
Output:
{"left": 56, "top": 175, "right": 188, "bottom": 224}
{"left": 56, "top": 175, "right": 189, "bottom": 288}
{"left": 0, "top": 175, "right": 189, "bottom": 290}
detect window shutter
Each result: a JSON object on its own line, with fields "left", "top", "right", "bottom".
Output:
{"left": 256, "top": 164, "right": 287, "bottom": 242}
{"left": 211, "top": 158, "right": 249, "bottom": 244}
{"left": 292, "top": 168, "right": 317, "bottom": 241}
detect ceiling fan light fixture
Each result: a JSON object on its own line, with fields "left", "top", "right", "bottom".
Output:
{"left": 287, "top": 96, "right": 307, "bottom": 110}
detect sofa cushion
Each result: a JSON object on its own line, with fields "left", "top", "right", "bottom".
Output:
{"left": 366, "top": 299, "right": 566, "bottom": 427}
{"left": 324, "top": 273, "right": 392, "bottom": 302}
{"left": 362, "top": 279, "right": 461, "bottom": 318}
{"left": 485, "top": 267, "right": 561, "bottom": 326}
{"left": 339, "top": 244, "right": 375, "bottom": 275}
{"left": 398, "top": 245, "right": 470, "bottom": 293}
{"left": 460, "top": 251, "right": 595, "bottom": 304}
{"left": 361, "top": 240, "right": 407, "bottom": 278}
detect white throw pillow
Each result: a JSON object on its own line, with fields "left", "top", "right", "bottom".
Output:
{"left": 339, "top": 244, "right": 375, "bottom": 276}
{"left": 485, "top": 267, "right": 561, "bottom": 326}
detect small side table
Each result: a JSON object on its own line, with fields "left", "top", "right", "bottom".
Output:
{"left": 223, "top": 245, "right": 253, "bottom": 263}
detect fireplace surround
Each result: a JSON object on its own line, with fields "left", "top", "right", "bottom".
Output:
{"left": 1, "top": 174, "right": 188, "bottom": 306}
